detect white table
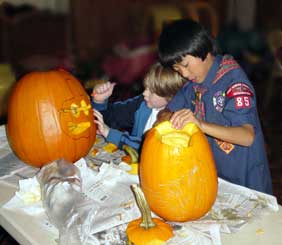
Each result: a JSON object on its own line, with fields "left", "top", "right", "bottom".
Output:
{"left": 0, "top": 174, "right": 282, "bottom": 245}
{"left": 0, "top": 124, "right": 281, "bottom": 244}
{"left": 0, "top": 182, "right": 57, "bottom": 245}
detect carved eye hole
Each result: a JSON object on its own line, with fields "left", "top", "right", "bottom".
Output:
{"left": 62, "top": 100, "right": 91, "bottom": 118}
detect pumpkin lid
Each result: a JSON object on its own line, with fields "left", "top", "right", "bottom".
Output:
{"left": 155, "top": 121, "right": 199, "bottom": 147}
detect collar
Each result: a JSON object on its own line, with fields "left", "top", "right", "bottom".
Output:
{"left": 199, "top": 55, "right": 222, "bottom": 89}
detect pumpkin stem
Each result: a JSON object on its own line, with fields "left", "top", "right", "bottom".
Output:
{"left": 131, "top": 184, "right": 156, "bottom": 229}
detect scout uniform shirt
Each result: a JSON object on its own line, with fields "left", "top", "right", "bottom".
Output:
{"left": 167, "top": 54, "right": 272, "bottom": 194}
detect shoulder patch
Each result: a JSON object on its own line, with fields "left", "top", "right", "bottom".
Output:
{"left": 226, "top": 83, "right": 253, "bottom": 97}
{"left": 226, "top": 83, "right": 253, "bottom": 109}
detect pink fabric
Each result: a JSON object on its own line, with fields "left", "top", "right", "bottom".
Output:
{"left": 101, "top": 38, "right": 157, "bottom": 84}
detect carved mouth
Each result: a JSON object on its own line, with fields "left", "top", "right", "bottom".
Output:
{"left": 68, "top": 121, "right": 91, "bottom": 135}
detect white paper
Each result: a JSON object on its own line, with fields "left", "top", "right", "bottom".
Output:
{"left": 0, "top": 126, "right": 279, "bottom": 245}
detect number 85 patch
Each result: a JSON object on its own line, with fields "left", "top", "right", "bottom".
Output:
{"left": 226, "top": 83, "right": 253, "bottom": 109}
{"left": 235, "top": 96, "right": 251, "bottom": 108}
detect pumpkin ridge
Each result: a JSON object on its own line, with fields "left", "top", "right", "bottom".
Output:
{"left": 23, "top": 77, "right": 40, "bottom": 163}
{"left": 193, "top": 136, "right": 214, "bottom": 214}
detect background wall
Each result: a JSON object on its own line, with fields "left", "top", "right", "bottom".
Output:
{"left": 0, "top": 0, "right": 69, "bottom": 13}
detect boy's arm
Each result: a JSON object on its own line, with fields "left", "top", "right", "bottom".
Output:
{"left": 107, "top": 128, "right": 142, "bottom": 151}
{"left": 201, "top": 121, "right": 255, "bottom": 146}
{"left": 94, "top": 106, "right": 143, "bottom": 150}
{"left": 170, "top": 108, "right": 255, "bottom": 147}
{"left": 92, "top": 95, "right": 144, "bottom": 130}
{"left": 171, "top": 80, "right": 257, "bottom": 147}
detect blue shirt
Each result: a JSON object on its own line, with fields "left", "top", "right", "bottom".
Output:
{"left": 92, "top": 95, "right": 152, "bottom": 151}
{"left": 167, "top": 55, "right": 272, "bottom": 194}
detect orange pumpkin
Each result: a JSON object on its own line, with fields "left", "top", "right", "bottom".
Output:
{"left": 6, "top": 69, "right": 96, "bottom": 167}
{"left": 126, "top": 184, "right": 173, "bottom": 245}
{"left": 140, "top": 121, "right": 218, "bottom": 222}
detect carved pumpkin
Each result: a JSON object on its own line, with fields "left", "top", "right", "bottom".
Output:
{"left": 140, "top": 121, "right": 218, "bottom": 222}
{"left": 126, "top": 184, "right": 173, "bottom": 245}
{"left": 6, "top": 69, "right": 96, "bottom": 167}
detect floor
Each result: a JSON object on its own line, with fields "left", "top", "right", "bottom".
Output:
{"left": 0, "top": 73, "right": 281, "bottom": 245}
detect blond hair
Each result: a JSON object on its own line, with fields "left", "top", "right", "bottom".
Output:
{"left": 143, "top": 62, "right": 185, "bottom": 100}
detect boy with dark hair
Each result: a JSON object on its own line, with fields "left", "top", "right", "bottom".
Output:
{"left": 158, "top": 18, "right": 272, "bottom": 194}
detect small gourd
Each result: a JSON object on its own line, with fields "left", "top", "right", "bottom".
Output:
{"left": 126, "top": 184, "right": 173, "bottom": 245}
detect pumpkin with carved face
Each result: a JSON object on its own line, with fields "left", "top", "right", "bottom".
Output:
{"left": 6, "top": 69, "right": 96, "bottom": 167}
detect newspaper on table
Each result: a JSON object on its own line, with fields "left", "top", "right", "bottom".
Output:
{"left": 0, "top": 126, "right": 122, "bottom": 183}
{"left": 0, "top": 125, "right": 34, "bottom": 179}
{"left": 0, "top": 124, "right": 279, "bottom": 245}
{"left": 166, "top": 178, "right": 278, "bottom": 244}
{"left": 85, "top": 136, "right": 126, "bottom": 166}
{"left": 2, "top": 157, "right": 279, "bottom": 245}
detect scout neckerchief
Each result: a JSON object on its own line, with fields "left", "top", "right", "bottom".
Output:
{"left": 213, "top": 55, "right": 240, "bottom": 154}
{"left": 193, "top": 55, "right": 240, "bottom": 122}
{"left": 193, "top": 86, "right": 207, "bottom": 120}
{"left": 213, "top": 55, "right": 240, "bottom": 84}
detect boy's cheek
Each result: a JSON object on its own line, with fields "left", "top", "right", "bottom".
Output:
{"left": 144, "top": 100, "right": 151, "bottom": 107}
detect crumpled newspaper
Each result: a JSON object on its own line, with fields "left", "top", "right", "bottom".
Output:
{"left": 16, "top": 177, "right": 41, "bottom": 204}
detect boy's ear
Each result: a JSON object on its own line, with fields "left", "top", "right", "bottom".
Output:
{"left": 154, "top": 108, "right": 173, "bottom": 127}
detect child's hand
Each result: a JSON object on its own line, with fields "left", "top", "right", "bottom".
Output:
{"left": 170, "top": 109, "right": 202, "bottom": 130}
{"left": 92, "top": 81, "right": 116, "bottom": 103}
{"left": 93, "top": 109, "right": 110, "bottom": 138}
{"left": 153, "top": 108, "right": 173, "bottom": 127}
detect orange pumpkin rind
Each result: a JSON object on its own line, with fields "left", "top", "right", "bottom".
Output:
{"left": 140, "top": 121, "right": 218, "bottom": 222}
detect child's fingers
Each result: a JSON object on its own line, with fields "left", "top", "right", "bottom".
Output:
{"left": 93, "top": 81, "right": 116, "bottom": 95}
{"left": 93, "top": 109, "right": 103, "bottom": 118}
{"left": 94, "top": 120, "right": 104, "bottom": 131}
{"left": 94, "top": 114, "right": 104, "bottom": 124}
{"left": 170, "top": 109, "right": 192, "bottom": 129}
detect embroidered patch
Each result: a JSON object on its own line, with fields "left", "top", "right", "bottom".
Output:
{"left": 213, "top": 91, "right": 225, "bottom": 112}
{"left": 234, "top": 96, "right": 251, "bottom": 109}
{"left": 226, "top": 83, "right": 253, "bottom": 109}
{"left": 215, "top": 139, "right": 235, "bottom": 154}
{"left": 226, "top": 83, "right": 253, "bottom": 97}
